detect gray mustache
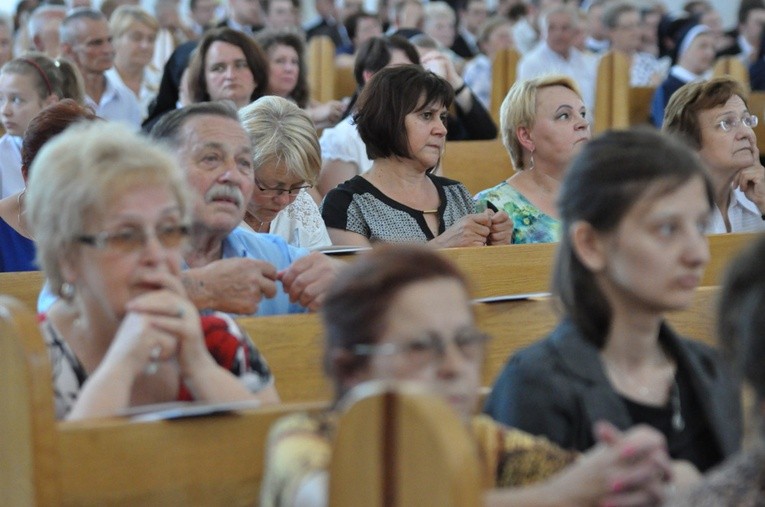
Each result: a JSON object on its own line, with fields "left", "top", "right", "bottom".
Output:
{"left": 205, "top": 184, "right": 243, "bottom": 207}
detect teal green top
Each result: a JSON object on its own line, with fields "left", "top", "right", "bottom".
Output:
{"left": 474, "top": 182, "right": 560, "bottom": 244}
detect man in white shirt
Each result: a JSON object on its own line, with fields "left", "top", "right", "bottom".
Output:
{"left": 59, "top": 9, "right": 141, "bottom": 128}
{"left": 28, "top": 5, "right": 67, "bottom": 59}
{"left": 517, "top": 4, "right": 598, "bottom": 112}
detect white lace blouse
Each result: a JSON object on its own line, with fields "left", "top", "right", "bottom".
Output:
{"left": 244, "top": 190, "right": 331, "bottom": 250}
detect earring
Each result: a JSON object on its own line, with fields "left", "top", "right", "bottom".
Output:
{"left": 528, "top": 152, "right": 535, "bottom": 171}
{"left": 61, "top": 282, "right": 75, "bottom": 300}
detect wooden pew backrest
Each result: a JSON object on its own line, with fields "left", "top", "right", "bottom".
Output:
{"left": 490, "top": 48, "right": 520, "bottom": 124}
{"left": 329, "top": 382, "right": 482, "bottom": 506}
{"left": 0, "top": 295, "right": 327, "bottom": 506}
{"left": 307, "top": 36, "right": 336, "bottom": 103}
{"left": 0, "top": 270, "right": 45, "bottom": 316}
{"left": 0, "top": 296, "right": 62, "bottom": 506}
{"left": 440, "top": 139, "right": 512, "bottom": 196}
{"left": 594, "top": 51, "right": 655, "bottom": 132}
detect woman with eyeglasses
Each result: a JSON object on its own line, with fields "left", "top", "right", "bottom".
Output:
{"left": 260, "top": 244, "right": 675, "bottom": 507}
{"left": 25, "top": 121, "right": 279, "bottom": 420}
{"left": 663, "top": 76, "right": 765, "bottom": 233}
{"left": 239, "top": 96, "right": 331, "bottom": 249}
{"left": 485, "top": 128, "right": 741, "bottom": 480}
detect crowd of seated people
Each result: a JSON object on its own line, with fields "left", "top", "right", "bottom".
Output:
{"left": 3, "top": 1, "right": 765, "bottom": 505}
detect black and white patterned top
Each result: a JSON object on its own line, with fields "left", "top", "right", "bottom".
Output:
{"left": 321, "top": 174, "right": 476, "bottom": 243}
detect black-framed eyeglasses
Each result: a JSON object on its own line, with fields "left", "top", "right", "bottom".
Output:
{"left": 714, "top": 113, "right": 759, "bottom": 133}
{"left": 77, "top": 224, "right": 190, "bottom": 253}
{"left": 254, "top": 178, "right": 312, "bottom": 197}
{"left": 352, "top": 328, "right": 490, "bottom": 366}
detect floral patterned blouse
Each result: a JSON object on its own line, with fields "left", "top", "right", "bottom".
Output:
{"left": 474, "top": 181, "right": 560, "bottom": 244}
{"left": 43, "top": 312, "right": 273, "bottom": 419}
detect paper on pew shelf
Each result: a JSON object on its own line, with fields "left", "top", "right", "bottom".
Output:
{"left": 121, "top": 399, "right": 263, "bottom": 422}
{"left": 472, "top": 292, "right": 551, "bottom": 304}
{"left": 313, "top": 245, "right": 371, "bottom": 254}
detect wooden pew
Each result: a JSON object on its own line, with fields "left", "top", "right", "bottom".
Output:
{"left": 440, "top": 138, "right": 512, "bottom": 195}
{"left": 0, "top": 295, "right": 327, "bottom": 506}
{"left": 0, "top": 270, "right": 44, "bottom": 315}
{"left": 712, "top": 56, "right": 749, "bottom": 92}
{"left": 593, "top": 51, "right": 655, "bottom": 133}
{"left": 241, "top": 283, "right": 722, "bottom": 405}
{"left": 0, "top": 232, "right": 754, "bottom": 318}
{"left": 438, "top": 232, "right": 755, "bottom": 300}
{"left": 306, "top": 35, "right": 336, "bottom": 103}
{"left": 490, "top": 47, "right": 520, "bottom": 125}
{"left": 330, "top": 382, "right": 482, "bottom": 506}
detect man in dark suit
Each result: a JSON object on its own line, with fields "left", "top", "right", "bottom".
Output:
{"left": 304, "top": 0, "right": 349, "bottom": 47}
{"left": 217, "top": 0, "right": 263, "bottom": 36}
{"left": 452, "top": 0, "right": 487, "bottom": 59}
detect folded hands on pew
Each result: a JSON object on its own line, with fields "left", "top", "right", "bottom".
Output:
{"left": 432, "top": 209, "right": 513, "bottom": 247}
{"left": 486, "top": 421, "right": 676, "bottom": 507}
{"left": 67, "top": 270, "right": 270, "bottom": 420}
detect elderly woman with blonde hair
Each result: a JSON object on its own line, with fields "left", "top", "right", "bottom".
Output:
{"left": 474, "top": 74, "right": 591, "bottom": 244}
{"left": 239, "top": 95, "right": 331, "bottom": 249}
{"left": 26, "top": 122, "right": 279, "bottom": 420}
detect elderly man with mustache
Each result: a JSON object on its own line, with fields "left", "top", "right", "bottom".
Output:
{"left": 150, "top": 101, "right": 342, "bottom": 316}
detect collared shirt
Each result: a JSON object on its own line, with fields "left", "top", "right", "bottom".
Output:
{"left": 462, "top": 54, "right": 492, "bottom": 109}
{"left": 226, "top": 18, "right": 257, "bottom": 36}
{"left": 738, "top": 33, "right": 754, "bottom": 62}
{"left": 105, "top": 66, "right": 161, "bottom": 121}
{"left": 512, "top": 17, "right": 539, "bottom": 53}
{"left": 516, "top": 42, "right": 599, "bottom": 112}
{"left": 585, "top": 36, "right": 610, "bottom": 54}
{"left": 706, "top": 188, "right": 765, "bottom": 234}
{"left": 216, "top": 227, "right": 310, "bottom": 316}
{"left": 458, "top": 27, "right": 480, "bottom": 55}
{"left": 0, "top": 133, "right": 23, "bottom": 199}
{"left": 84, "top": 72, "right": 142, "bottom": 129}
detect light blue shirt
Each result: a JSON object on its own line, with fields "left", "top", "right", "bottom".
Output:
{"left": 216, "top": 227, "right": 310, "bottom": 316}
{"left": 38, "top": 227, "right": 310, "bottom": 316}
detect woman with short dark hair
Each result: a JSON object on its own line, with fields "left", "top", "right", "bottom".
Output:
{"left": 321, "top": 64, "right": 511, "bottom": 247}
{"left": 663, "top": 76, "right": 765, "bottom": 233}
{"left": 485, "top": 128, "right": 741, "bottom": 477}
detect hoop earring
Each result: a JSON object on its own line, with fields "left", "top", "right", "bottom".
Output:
{"left": 61, "top": 282, "right": 75, "bottom": 300}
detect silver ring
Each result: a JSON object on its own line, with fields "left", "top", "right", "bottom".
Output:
{"left": 144, "top": 345, "right": 161, "bottom": 375}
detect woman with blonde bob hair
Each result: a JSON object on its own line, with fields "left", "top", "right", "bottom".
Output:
{"left": 474, "top": 74, "right": 591, "bottom": 244}
{"left": 26, "top": 122, "right": 278, "bottom": 420}
{"left": 239, "top": 95, "right": 330, "bottom": 249}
